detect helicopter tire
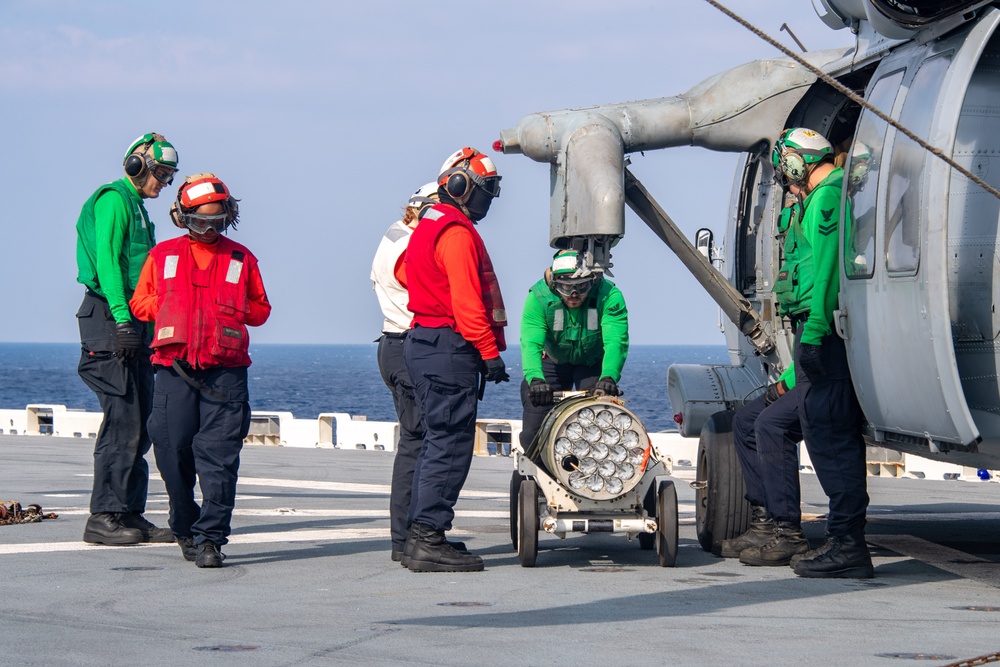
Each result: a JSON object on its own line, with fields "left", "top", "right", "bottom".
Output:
{"left": 695, "top": 410, "right": 751, "bottom": 553}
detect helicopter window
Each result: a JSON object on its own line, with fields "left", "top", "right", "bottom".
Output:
{"left": 886, "top": 53, "right": 953, "bottom": 276}
{"left": 845, "top": 69, "right": 904, "bottom": 280}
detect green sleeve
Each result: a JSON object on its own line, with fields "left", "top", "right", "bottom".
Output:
{"left": 93, "top": 191, "right": 133, "bottom": 323}
{"left": 599, "top": 285, "right": 629, "bottom": 381}
{"left": 519, "top": 284, "right": 549, "bottom": 383}
{"left": 801, "top": 184, "right": 842, "bottom": 345}
{"left": 778, "top": 362, "right": 795, "bottom": 390}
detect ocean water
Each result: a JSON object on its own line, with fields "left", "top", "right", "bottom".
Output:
{"left": 0, "top": 343, "right": 728, "bottom": 433}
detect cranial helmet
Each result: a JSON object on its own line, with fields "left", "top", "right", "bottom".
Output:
{"left": 437, "top": 147, "right": 502, "bottom": 204}
{"left": 548, "top": 249, "right": 597, "bottom": 299}
{"left": 771, "top": 128, "right": 833, "bottom": 187}
{"left": 408, "top": 181, "right": 440, "bottom": 210}
{"left": 848, "top": 141, "right": 873, "bottom": 188}
{"left": 170, "top": 173, "right": 239, "bottom": 234}
{"left": 123, "top": 132, "right": 178, "bottom": 186}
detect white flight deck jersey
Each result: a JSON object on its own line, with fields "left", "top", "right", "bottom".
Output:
{"left": 371, "top": 220, "right": 414, "bottom": 334}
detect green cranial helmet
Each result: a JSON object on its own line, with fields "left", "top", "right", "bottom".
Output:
{"left": 123, "top": 132, "right": 179, "bottom": 185}
{"left": 549, "top": 249, "right": 597, "bottom": 299}
{"left": 771, "top": 127, "right": 833, "bottom": 187}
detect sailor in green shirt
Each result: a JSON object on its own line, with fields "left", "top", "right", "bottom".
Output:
{"left": 75, "top": 133, "right": 178, "bottom": 547}
{"left": 518, "top": 249, "right": 629, "bottom": 451}
{"left": 770, "top": 127, "right": 872, "bottom": 579}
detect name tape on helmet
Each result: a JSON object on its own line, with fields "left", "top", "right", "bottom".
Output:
{"left": 184, "top": 181, "right": 220, "bottom": 204}
{"left": 552, "top": 253, "right": 578, "bottom": 275}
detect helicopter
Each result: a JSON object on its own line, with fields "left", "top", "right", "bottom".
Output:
{"left": 495, "top": 0, "right": 1000, "bottom": 553}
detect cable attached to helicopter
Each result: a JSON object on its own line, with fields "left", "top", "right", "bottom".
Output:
{"left": 703, "top": 0, "right": 1000, "bottom": 202}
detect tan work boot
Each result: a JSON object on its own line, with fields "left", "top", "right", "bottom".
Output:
{"left": 719, "top": 505, "right": 774, "bottom": 558}
{"left": 739, "top": 521, "right": 809, "bottom": 566}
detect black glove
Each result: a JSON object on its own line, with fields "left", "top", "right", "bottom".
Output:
{"left": 799, "top": 343, "right": 826, "bottom": 379}
{"left": 528, "top": 378, "right": 553, "bottom": 407}
{"left": 593, "top": 376, "right": 621, "bottom": 397}
{"left": 483, "top": 356, "right": 510, "bottom": 384}
{"left": 115, "top": 321, "right": 143, "bottom": 361}
{"left": 763, "top": 380, "right": 787, "bottom": 407}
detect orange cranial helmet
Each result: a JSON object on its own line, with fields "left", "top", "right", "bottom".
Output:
{"left": 170, "top": 173, "right": 240, "bottom": 234}
{"left": 437, "top": 147, "right": 501, "bottom": 204}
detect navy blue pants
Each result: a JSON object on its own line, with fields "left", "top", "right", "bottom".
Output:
{"left": 796, "top": 332, "right": 868, "bottom": 536}
{"left": 403, "top": 326, "right": 480, "bottom": 533}
{"left": 147, "top": 365, "right": 251, "bottom": 547}
{"left": 76, "top": 291, "right": 154, "bottom": 515}
{"left": 733, "top": 387, "right": 805, "bottom": 524}
{"left": 519, "top": 357, "right": 601, "bottom": 450}
{"left": 378, "top": 332, "right": 426, "bottom": 550}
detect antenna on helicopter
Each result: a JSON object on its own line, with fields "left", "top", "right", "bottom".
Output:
{"left": 779, "top": 23, "right": 807, "bottom": 52}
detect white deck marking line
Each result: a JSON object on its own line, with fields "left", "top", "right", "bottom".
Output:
{"left": 237, "top": 476, "right": 506, "bottom": 499}
{"left": 0, "top": 528, "right": 391, "bottom": 556}
{"left": 867, "top": 535, "right": 1000, "bottom": 589}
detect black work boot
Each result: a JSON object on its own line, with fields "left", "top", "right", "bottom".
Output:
{"left": 404, "top": 523, "right": 484, "bottom": 573}
{"left": 793, "top": 532, "right": 874, "bottom": 579}
{"left": 83, "top": 512, "right": 144, "bottom": 545}
{"left": 718, "top": 505, "right": 774, "bottom": 558}
{"left": 739, "top": 521, "right": 809, "bottom": 566}
{"left": 790, "top": 541, "right": 829, "bottom": 568}
{"left": 401, "top": 529, "right": 468, "bottom": 567}
{"left": 195, "top": 542, "right": 226, "bottom": 568}
{"left": 120, "top": 512, "right": 175, "bottom": 543}
{"left": 176, "top": 536, "right": 198, "bottom": 562}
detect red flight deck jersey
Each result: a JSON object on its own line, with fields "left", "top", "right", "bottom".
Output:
{"left": 405, "top": 203, "right": 506, "bottom": 358}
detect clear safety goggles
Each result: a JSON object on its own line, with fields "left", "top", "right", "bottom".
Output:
{"left": 552, "top": 276, "right": 595, "bottom": 298}
{"left": 150, "top": 164, "right": 177, "bottom": 186}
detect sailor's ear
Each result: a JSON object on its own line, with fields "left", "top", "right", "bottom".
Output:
{"left": 543, "top": 267, "right": 552, "bottom": 287}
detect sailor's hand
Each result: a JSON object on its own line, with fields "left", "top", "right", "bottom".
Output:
{"left": 528, "top": 378, "right": 553, "bottom": 406}
{"left": 799, "top": 343, "right": 826, "bottom": 380}
{"left": 764, "top": 379, "right": 787, "bottom": 406}
{"left": 483, "top": 356, "right": 510, "bottom": 384}
{"left": 593, "top": 376, "right": 621, "bottom": 397}
{"left": 115, "top": 322, "right": 143, "bottom": 361}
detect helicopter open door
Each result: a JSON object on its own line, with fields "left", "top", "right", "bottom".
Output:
{"left": 839, "top": 9, "right": 1000, "bottom": 454}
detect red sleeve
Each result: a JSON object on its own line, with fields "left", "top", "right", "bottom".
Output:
{"left": 128, "top": 256, "right": 159, "bottom": 322}
{"left": 394, "top": 253, "right": 407, "bottom": 288}
{"left": 435, "top": 225, "right": 499, "bottom": 359}
{"left": 245, "top": 260, "right": 271, "bottom": 327}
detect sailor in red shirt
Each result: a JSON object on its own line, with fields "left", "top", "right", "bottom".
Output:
{"left": 401, "top": 147, "right": 509, "bottom": 573}
{"left": 130, "top": 174, "right": 271, "bottom": 568}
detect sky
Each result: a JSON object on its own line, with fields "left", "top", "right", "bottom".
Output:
{"left": 0, "top": 0, "right": 853, "bottom": 346}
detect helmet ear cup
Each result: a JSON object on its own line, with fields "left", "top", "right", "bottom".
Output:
{"left": 780, "top": 150, "right": 807, "bottom": 183}
{"left": 124, "top": 153, "right": 146, "bottom": 179}
{"left": 446, "top": 170, "right": 472, "bottom": 203}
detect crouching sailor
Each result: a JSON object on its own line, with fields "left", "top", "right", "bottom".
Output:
{"left": 130, "top": 174, "right": 271, "bottom": 568}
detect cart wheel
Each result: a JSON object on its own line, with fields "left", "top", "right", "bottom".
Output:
{"left": 656, "top": 479, "right": 678, "bottom": 567}
{"left": 518, "top": 479, "right": 539, "bottom": 567}
{"left": 638, "top": 483, "right": 656, "bottom": 549}
{"left": 510, "top": 470, "right": 523, "bottom": 550}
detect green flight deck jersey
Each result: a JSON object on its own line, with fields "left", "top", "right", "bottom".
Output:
{"left": 772, "top": 167, "right": 849, "bottom": 346}
{"left": 520, "top": 278, "right": 629, "bottom": 384}
{"left": 75, "top": 178, "right": 155, "bottom": 324}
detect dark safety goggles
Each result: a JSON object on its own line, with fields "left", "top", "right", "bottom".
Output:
{"left": 552, "top": 276, "right": 595, "bottom": 298}
{"left": 468, "top": 173, "right": 502, "bottom": 198}
{"left": 183, "top": 212, "right": 229, "bottom": 235}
